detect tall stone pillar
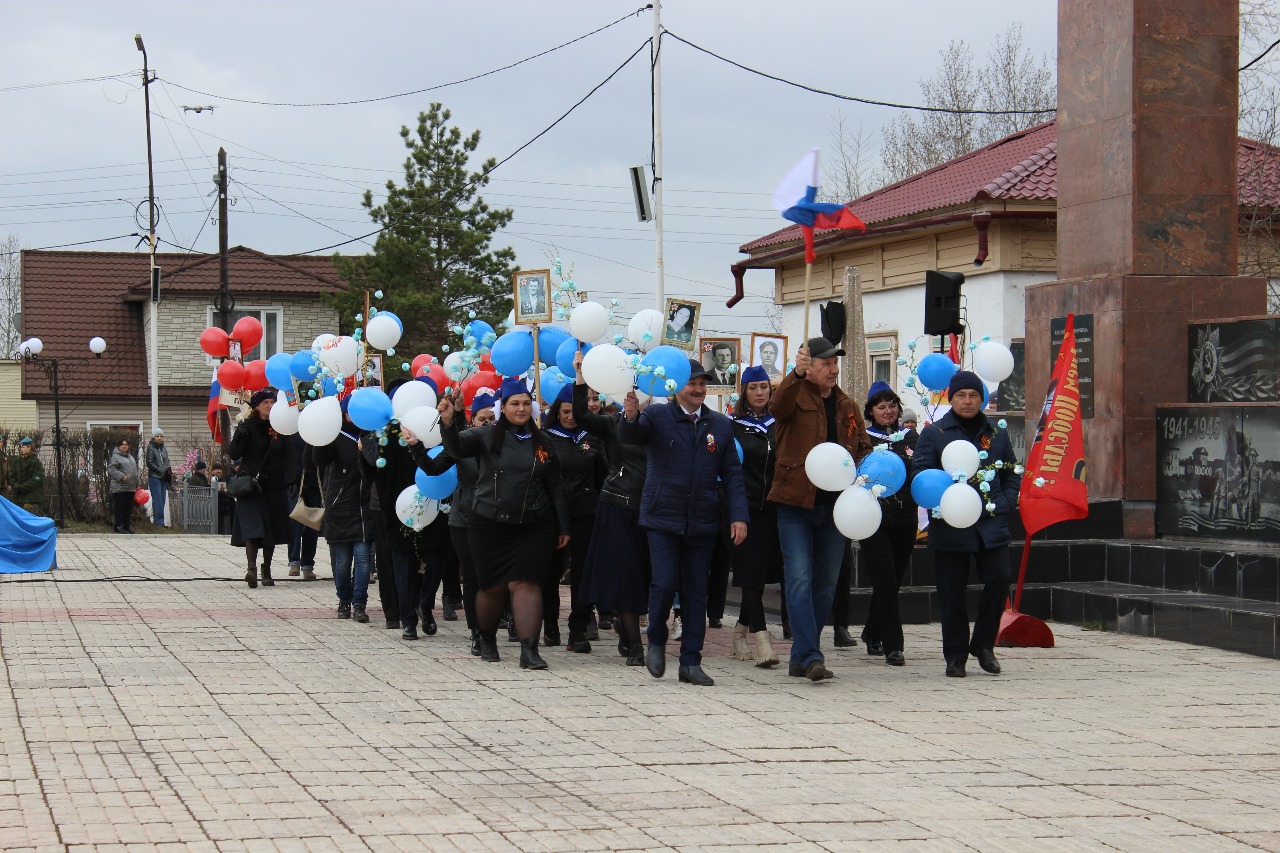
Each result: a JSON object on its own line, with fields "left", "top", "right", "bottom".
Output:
{"left": 1025, "top": 0, "right": 1266, "bottom": 537}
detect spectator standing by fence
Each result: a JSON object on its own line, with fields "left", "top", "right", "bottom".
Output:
{"left": 106, "top": 437, "right": 139, "bottom": 533}
{"left": 146, "top": 430, "right": 172, "bottom": 526}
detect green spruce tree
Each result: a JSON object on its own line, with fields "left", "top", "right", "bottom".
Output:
{"left": 330, "top": 103, "right": 516, "bottom": 356}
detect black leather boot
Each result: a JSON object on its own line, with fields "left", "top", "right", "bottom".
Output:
{"left": 470, "top": 630, "right": 481, "bottom": 657}
{"left": 519, "top": 637, "right": 548, "bottom": 670}
{"left": 478, "top": 631, "right": 500, "bottom": 662}
{"left": 260, "top": 565, "right": 274, "bottom": 587}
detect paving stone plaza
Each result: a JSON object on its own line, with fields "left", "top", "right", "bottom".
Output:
{"left": 1, "top": 534, "right": 1278, "bottom": 852}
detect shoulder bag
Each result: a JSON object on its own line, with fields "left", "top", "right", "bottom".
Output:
{"left": 289, "top": 465, "right": 325, "bottom": 530}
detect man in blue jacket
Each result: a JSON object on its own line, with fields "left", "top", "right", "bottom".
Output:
{"left": 911, "top": 370, "right": 1021, "bottom": 678}
{"left": 621, "top": 359, "right": 748, "bottom": 686}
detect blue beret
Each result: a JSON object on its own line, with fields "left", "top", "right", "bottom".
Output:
{"left": 499, "top": 377, "right": 529, "bottom": 401}
{"left": 867, "top": 381, "right": 894, "bottom": 402}
{"left": 740, "top": 365, "right": 769, "bottom": 386}
{"left": 471, "top": 392, "right": 497, "bottom": 417}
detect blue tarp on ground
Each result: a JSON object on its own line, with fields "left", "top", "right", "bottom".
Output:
{"left": 0, "top": 496, "right": 56, "bottom": 573}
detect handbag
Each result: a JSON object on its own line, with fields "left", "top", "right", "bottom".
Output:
{"left": 288, "top": 465, "right": 325, "bottom": 531}
{"left": 225, "top": 474, "right": 261, "bottom": 499}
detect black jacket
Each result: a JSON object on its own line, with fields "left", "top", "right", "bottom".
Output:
{"left": 543, "top": 427, "right": 606, "bottom": 519}
{"left": 440, "top": 419, "right": 570, "bottom": 535}
{"left": 361, "top": 423, "right": 427, "bottom": 554}
{"left": 229, "top": 416, "right": 293, "bottom": 493}
{"left": 572, "top": 382, "right": 646, "bottom": 510}
{"left": 309, "top": 429, "right": 365, "bottom": 543}
{"left": 730, "top": 412, "right": 775, "bottom": 512}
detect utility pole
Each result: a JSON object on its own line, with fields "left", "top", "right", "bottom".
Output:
{"left": 135, "top": 34, "right": 160, "bottom": 438}
{"left": 651, "top": 0, "right": 664, "bottom": 309}
{"left": 215, "top": 147, "right": 233, "bottom": 459}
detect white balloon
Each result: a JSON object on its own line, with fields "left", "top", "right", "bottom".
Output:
{"left": 833, "top": 486, "right": 883, "bottom": 540}
{"left": 442, "top": 351, "right": 470, "bottom": 382}
{"left": 627, "top": 309, "right": 664, "bottom": 352}
{"left": 939, "top": 483, "right": 983, "bottom": 528}
{"left": 973, "top": 341, "right": 1015, "bottom": 383}
{"left": 312, "top": 333, "right": 337, "bottom": 351}
{"left": 396, "top": 486, "right": 439, "bottom": 531}
{"left": 940, "top": 440, "right": 981, "bottom": 479}
{"left": 269, "top": 392, "right": 300, "bottom": 435}
{"left": 392, "top": 379, "right": 437, "bottom": 417}
{"left": 581, "top": 344, "right": 635, "bottom": 396}
{"left": 317, "top": 336, "right": 359, "bottom": 377}
{"left": 804, "top": 442, "right": 857, "bottom": 492}
{"left": 400, "top": 405, "right": 442, "bottom": 449}
{"left": 297, "top": 395, "right": 342, "bottom": 446}
{"left": 570, "top": 301, "right": 609, "bottom": 343}
{"left": 365, "top": 314, "right": 402, "bottom": 351}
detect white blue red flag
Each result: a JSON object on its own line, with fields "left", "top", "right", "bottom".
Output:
{"left": 207, "top": 369, "right": 223, "bottom": 442}
{"left": 772, "top": 148, "right": 866, "bottom": 263}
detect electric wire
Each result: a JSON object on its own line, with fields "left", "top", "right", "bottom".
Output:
{"left": 1241, "top": 36, "right": 1280, "bottom": 71}
{"left": 0, "top": 234, "right": 139, "bottom": 257}
{"left": 0, "top": 71, "right": 135, "bottom": 93}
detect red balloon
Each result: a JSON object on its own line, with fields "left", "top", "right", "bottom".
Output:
{"left": 243, "top": 359, "right": 269, "bottom": 391}
{"left": 217, "top": 359, "right": 246, "bottom": 390}
{"left": 460, "top": 370, "right": 500, "bottom": 409}
{"left": 425, "top": 363, "right": 454, "bottom": 393}
{"left": 478, "top": 356, "right": 494, "bottom": 373}
{"left": 232, "top": 316, "right": 264, "bottom": 351}
{"left": 199, "top": 327, "right": 229, "bottom": 358}
{"left": 134, "top": 488, "right": 149, "bottom": 506}
{"left": 411, "top": 354, "right": 434, "bottom": 377}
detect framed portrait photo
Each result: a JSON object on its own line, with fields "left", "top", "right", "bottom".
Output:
{"left": 662, "top": 298, "right": 700, "bottom": 351}
{"left": 364, "top": 354, "right": 384, "bottom": 387}
{"left": 227, "top": 340, "right": 243, "bottom": 363}
{"left": 750, "top": 333, "right": 788, "bottom": 384}
{"left": 513, "top": 269, "right": 552, "bottom": 325}
{"left": 699, "top": 337, "right": 740, "bottom": 394}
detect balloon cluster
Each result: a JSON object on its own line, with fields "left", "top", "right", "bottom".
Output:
{"left": 801, "top": 442, "right": 892, "bottom": 540}
{"left": 895, "top": 335, "right": 1015, "bottom": 420}
{"left": 908, "top": 429, "right": 1025, "bottom": 527}
{"left": 199, "top": 317, "right": 271, "bottom": 393}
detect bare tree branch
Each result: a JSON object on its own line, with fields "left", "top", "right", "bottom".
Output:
{"left": 0, "top": 235, "right": 21, "bottom": 358}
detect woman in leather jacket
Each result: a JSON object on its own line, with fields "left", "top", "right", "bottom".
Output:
{"left": 858, "top": 382, "right": 919, "bottom": 666}
{"left": 229, "top": 389, "right": 295, "bottom": 588}
{"left": 438, "top": 377, "right": 570, "bottom": 670}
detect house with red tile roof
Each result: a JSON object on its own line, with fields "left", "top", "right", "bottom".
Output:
{"left": 731, "top": 119, "right": 1280, "bottom": 412}
{"left": 19, "top": 246, "right": 351, "bottom": 438}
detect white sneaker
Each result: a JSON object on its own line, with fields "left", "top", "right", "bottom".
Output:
{"left": 671, "top": 615, "right": 683, "bottom": 640}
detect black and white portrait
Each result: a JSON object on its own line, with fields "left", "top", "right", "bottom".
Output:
{"left": 662, "top": 298, "right": 700, "bottom": 350}
{"left": 512, "top": 269, "right": 552, "bottom": 325}
{"left": 700, "top": 337, "right": 738, "bottom": 394}
{"left": 751, "top": 333, "right": 787, "bottom": 383}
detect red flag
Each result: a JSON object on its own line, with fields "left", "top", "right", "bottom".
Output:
{"left": 1020, "top": 313, "right": 1088, "bottom": 535}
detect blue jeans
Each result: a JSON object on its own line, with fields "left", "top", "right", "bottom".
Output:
{"left": 645, "top": 530, "right": 716, "bottom": 667}
{"left": 777, "top": 503, "right": 849, "bottom": 667}
{"left": 330, "top": 540, "right": 371, "bottom": 608}
{"left": 148, "top": 476, "right": 168, "bottom": 526}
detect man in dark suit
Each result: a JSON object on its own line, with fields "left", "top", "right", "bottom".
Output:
{"left": 708, "top": 342, "right": 735, "bottom": 386}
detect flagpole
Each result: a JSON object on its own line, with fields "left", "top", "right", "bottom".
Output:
{"left": 802, "top": 263, "right": 812, "bottom": 341}
{"left": 652, "top": 0, "right": 665, "bottom": 310}
{"left": 1012, "top": 533, "right": 1033, "bottom": 612}
{"left": 531, "top": 322, "right": 542, "bottom": 407}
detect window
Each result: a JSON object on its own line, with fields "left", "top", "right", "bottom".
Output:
{"left": 208, "top": 306, "right": 283, "bottom": 361}
{"left": 866, "top": 335, "right": 897, "bottom": 388}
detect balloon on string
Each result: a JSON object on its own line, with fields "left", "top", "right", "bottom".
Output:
{"left": 939, "top": 482, "right": 983, "bottom": 527}
{"left": 297, "top": 395, "right": 342, "bottom": 446}
{"left": 636, "top": 346, "right": 690, "bottom": 396}
{"left": 910, "top": 468, "right": 953, "bottom": 509}
{"left": 242, "top": 359, "right": 269, "bottom": 392}
{"left": 347, "top": 387, "right": 394, "bottom": 431}
{"left": 442, "top": 351, "right": 469, "bottom": 382}
{"left": 415, "top": 447, "right": 458, "bottom": 499}
{"left": 857, "top": 450, "right": 907, "bottom": 496}
{"left": 627, "top": 308, "right": 664, "bottom": 352}
{"left": 556, "top": 338, "right": 590, "bottom": 378}
{"left": 580, "top": 343, "right": 635, "bottom": 396}
{"left": 490, "top": 330, "right": 535, "bottom": 376}
{"left": 460, "top": 370, "right": 501, "bottom": 409}
{"left": 804, "top": 442, "right": 857, "bottom": 492}
{"left": 364, "top": 313, "right": 402, "bottom": 351}
{"left": 318, "top": 336, "right": 359, "bottom": 377}
{"left": 972, "top": 341, "right": 1015, "bottom": 383}
{"left": 569, "top": 301, "right": 609, "bottom": 343}
{"left": 833, "top": 485, "right": 884, "bottom": 540}
{"left": 199, "top": 327, "right": 229, "bottom": 358}
{"left": 217, "top": 359, "right": 246, "bottom": 390}
{"left": 392, "top": 379, "right": 437, "bottom": 417}
{"left": 536, "top": 326, "right": 571, "bottom": 361}
{"left": 269, "top": 391, "right": 300, "bottom": 435}
{"left": 265, "top": 352, "right": 293, "bottom": 389}
{"left": 940, "top": 440, "right": 981, "bottom": 479}
{"left": 411, "top": 354, "right": 434, "bottom": 377}
{"left": 400, "top": 405, "right": 442, "bottom": 448}
{"left": 313, "top": 333, "right": 337, "bottom": 351}
{"left": 917, "top": 353, "right": 958, "bottom": 391}
{"left": 539, "top": 367, "right": 568, "bottom": 405}
{"left": 396, "top": 485, "right": 438, "bottom": 531}
{"left": 466, "top": 319, "right": 495, "bottom": 346}
{"left": 290, "top": 349, "right": 318, "bottom": 381}
{"left": 232, "top": 316, "right": 264, "bottom": 351}
{"left": 319, "top": 375, "right": 339, "bottom": 397}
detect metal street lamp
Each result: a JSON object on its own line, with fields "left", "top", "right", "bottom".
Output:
{"left": 18, "top": 337, "right": 108, "bottom": 528}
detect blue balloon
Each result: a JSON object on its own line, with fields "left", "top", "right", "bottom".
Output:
{"left": 414, "top": 446, "right": 458, "bottom": 499}
{"left": 490, "top": 330, "right": 534, "bottom": 377}
{"left": 917, "top": 353, "right": 958, "bottom": 391}
{"left": 466, "top": 319, "right": 494, "bottom": 344}
{"left": 320, "top": 376, "right": 339, "bottom": 396}
{"left": 536, "top": 326, "right": 571, "bottom": 363}
{"left": 734, "top": 438, "right": 744, "bottom": 463}
{"left": 858, "top": 450, "right": 907, "bottom": 497}
{"left": 265, "top": 353, "right": 294, "bottom": 389}
{"left": 636, "top": 345, "right": 691, "bottom": 396}
{"left": 910, "top": 468, "right": 953, "bottom": 510}
{"left": 556, "top": 338, "right": 591, "bottom": 378}
{"left": 290, "top": 350, "right": 318, "bottom": 381}
{"left": 539, "top": 367, "right": 568, "bottom": 405}
{"left": 347, "top": 387, "right": 393, "bottom": 431}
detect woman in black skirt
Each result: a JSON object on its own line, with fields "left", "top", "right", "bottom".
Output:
{"left": 540, "top": 383, "right": 607, "bottom": 653}
{"left": 571, "top": 350, "right": 650, "bottom": 666}
{"left": 438, "top": 377, "right": 570, "bottom": 670}
{"left": 229, "top": 389, "right": 294, "bottom": 588}
{"left": 858, "top": 381, "right": 919, "bottom": 666}
{"left": 728, "top": 366, "right": 784, "bottom": 667}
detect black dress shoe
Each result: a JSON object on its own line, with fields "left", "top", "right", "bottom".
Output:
{"left": 401, "top": 625, "right": 418, "bottom": 641}
{"left": 585, "top": 618, "right": 600, "bottom": 641}
{"left": 678, "top": 664, "right": 714, "bottom": 686}
{"left": 441, "top": 600, "right": 458, "bottom": 622}
{"left": 626, "top": 647, "right": 645, "bottom": 666}
{"left": 424, "top": 616, "right": 438, "bottom": 636}
{"left": 833, "top": 627, "right": 858, "bottom": 648}
{"left": 544, "top": 627, "right": 561, "bottom": 648}
{"left": 864, "top": 639, "right": 884, "bottom": 656}
{"left": 885, "top": 651, "right": 905, "bottom": 666}
{"left": 707, "top": 618, "right": 722, "bottom": 629}
{"left": 617, "top": 635, "right": 630, "bottom": 657}
{"left": 470, "top": 631, "right": 481, "bottom": 656}
{"left": 946, "top": 659, "right": 967, "bottom": 678}
{"left": 646, "top": 643, "right": 665, "bottom": 678}
{"left": 974, "top": 648, "right": 1001, "bottom": 674}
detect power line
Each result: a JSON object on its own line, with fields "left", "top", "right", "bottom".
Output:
{"left": 661, "top": 28, "right": 1058, "bottom": 117}
{"left": 230, "top": 176, "right": 371, "bottom": 246}
{"left": 0, "top": 71, "right": 135, "bottom": 94}
{"left": 161, "top": 6, "right": 651, "bottom": 108}
{"left": 1242, "top": 36, "right": 1280, "bottom": 71}
{"left": 0, "top": 234, "right": 139, "bottom": 257}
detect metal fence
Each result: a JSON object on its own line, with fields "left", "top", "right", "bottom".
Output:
{"left": 181, "top": 485, "right": 218, "bottom": 534}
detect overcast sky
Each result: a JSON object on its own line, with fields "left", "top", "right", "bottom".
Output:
{"left": 1, "top": 1, "right": 1058, "bottom": 339}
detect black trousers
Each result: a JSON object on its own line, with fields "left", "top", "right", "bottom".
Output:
{"left": 541, "top": 515, "right": 596, "bottom": 635}
{"left": 367, "top": 513, "right": 398, "bottom": 624}
{"left": 933, "top": 546, "right": 1011, "bottom": 663}
{"left": 859, "top": 524, "right": 917, "bottom": 653}
{"left": 706, "top": 533, "right": 731, "bottom": 624}
{"left": 111, "top": 491, "right": 133, "bottom": 531}
{"left": 392, "top": 548, "right": 423, "bottom": 631}
{"left": 422, "top": 535, "right": 461, "bottom": 612}
{"left": 450, "top": 525, "right": 479, "bottom": 631}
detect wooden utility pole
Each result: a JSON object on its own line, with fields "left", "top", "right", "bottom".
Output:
{"left": 841, "top": 265, "right": 867, "bottom": 399}
{"left": 216, "top": 148, "right": 233, "bottom": 459}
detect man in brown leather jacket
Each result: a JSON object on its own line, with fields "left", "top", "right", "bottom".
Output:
{"left": 768, "top": 337, "right": 871, "bottom": 681}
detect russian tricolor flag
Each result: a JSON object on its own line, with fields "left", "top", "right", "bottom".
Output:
{"left": 208, "top": 369, "right": 223, "bottom": 442}
{"left": 772, "top": 148, "right": 866, "bottom": 263}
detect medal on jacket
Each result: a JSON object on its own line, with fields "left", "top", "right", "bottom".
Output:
{"left": 706, "top": 433, "right": 717, "bottom": 453}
